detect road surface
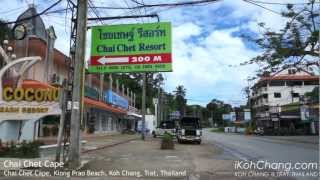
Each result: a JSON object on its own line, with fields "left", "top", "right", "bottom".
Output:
{"left": 204, "top": 130, "right": 319, "bottom": 180}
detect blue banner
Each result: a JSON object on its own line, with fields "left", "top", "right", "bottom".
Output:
{"left": 104, "top": 90, "right": 129, "bottom": 109}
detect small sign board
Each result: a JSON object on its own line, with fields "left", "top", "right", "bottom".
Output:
{"left": 222, "top": 114, "right": 231, "bottom": 121}
{"left": 230, "top": 112, "right": 236, "bottom": 121}
{"left": 105, "top": 90, "right": 129, "bottom": 109}
{"left": 89, "top": 22, "right": 172, "bottom": 73}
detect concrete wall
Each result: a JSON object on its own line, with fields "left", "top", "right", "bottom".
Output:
{"left": 145, "top": 115, "right": 156, "bottom": 134}
{"left": 253, "top": 83, "right": 318, "bottom": 107}
{"left": 90, "top": 108, "right": 120, "bottom": 134}
{"left": 267, "top": 85, "right": 316, "bottom": 106}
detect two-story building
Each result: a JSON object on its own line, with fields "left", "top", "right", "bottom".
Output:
{"left": 250, "top": 67, "right": 319, "bottom": 133}
{"left": 0, "top": 6, "right": 141, "bottom": 142}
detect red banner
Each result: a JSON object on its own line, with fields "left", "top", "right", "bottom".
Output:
{"left": 90, "top": 53, "right": 172, "bottom": 65}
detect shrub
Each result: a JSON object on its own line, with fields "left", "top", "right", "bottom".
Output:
{"left": 51, "top": 126, "right": 59, "bottom": 136}
{"left": 43, "top": 126, "right": 51, "bottom": 136}
{"left": 121, "top": 129, "right": 135, "bottom": 135}
{"left": 0, "top": 140, "right": 43, "bottom": 158}
{"left": 87, "top": 125, "right": 95, "bottom": 134}
{"left": 161, "top": 133, "right": 174, "bottom": 150}
{"left": 245, "top": 126, "right": 253, "bottom": 135}
{"left": 210, "top": 127, "right": 225, "bottom": 133}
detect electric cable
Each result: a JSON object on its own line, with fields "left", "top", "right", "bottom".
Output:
{"left": 0, "top": 0, "right": 63, "bottom": 25}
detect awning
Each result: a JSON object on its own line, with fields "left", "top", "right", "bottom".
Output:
{"left": 84, "top": 97, "right": 127, "bottom": 114}
{"left": 3, "top": 79, "right": 57, "bottom": 89}
{"left": 127, "top": 111, "right": 142, "bottom": 118}
{"left": 233, "top": 120, "right": 249, "bottom": 124}
{"left": 22, "top": 79, "right": 56, "bottom": 89}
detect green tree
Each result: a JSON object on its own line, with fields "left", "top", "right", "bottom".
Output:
{"left": 115, "top": 73, "right": 165, "bottom": 111}
{"left": 242, "top": 1, "right": 319, "bottom": 76}
{"left": 174, "top": 85, "right": 187, "bottom": 116}
{"left": 305, "top": 86, "right": 319, "bottom": 103}
{"left": 0, "top": 20, "right": 11, "bottom": 43}
{"left": 206, "top": 99, "right": 232, "bottom": 126}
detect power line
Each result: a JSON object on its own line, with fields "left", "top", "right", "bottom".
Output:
{"left": 88, "top": 0, "right": 104, "bottom": 24}
{"left": 0, "top": 0, "right": 63, "bottom": 25}
{"left": 0, "top": 6, "right": 28, "bottom": 15}
{"left": 93, "top": 0, "right": 222, "bottom": 10}
{"left": 84, "top": 14, "right": 159, "bottom": 22}
{"left": 245, "top": 0, "right": 318, "bottom": 6}
{"left": 46, "top": 8, "right": 72, "bottom": 14}
{"left": 243, "top": 0, "right": 282, "bottom": 15}
{"left": 130, "top": 0, "right": 145, "bottom": 6}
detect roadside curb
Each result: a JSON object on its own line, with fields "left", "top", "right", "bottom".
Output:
{"left": 81, "top": 138, "right": 139, "bottom": 154}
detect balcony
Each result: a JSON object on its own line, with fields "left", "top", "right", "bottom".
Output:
{"left": 256, "top": 112, "right": 270, "bottom": 118}
{"left": 50, "top": 73, "right": 66, "bottom": 86}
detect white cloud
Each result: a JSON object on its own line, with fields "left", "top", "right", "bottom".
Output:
{"left": 2, "top": 0, "right": 308, "bottom": 106}
{"left": 166, "top": 22, "right": 258, "bottom": 106}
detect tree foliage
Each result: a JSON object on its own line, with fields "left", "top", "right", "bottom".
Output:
{"left": 0, "top": 19, "right": 11, "bottom": 42}
{"left": 173, "top": 85, "right": 187, "bottom": 116}
{"left": 304, "top": 86, "right": 319, "bottom": 103}
{"left": 115, "top": 73, "right": 164, "bottom": 110}
{"left": 206, "top": 99, "right": 232, "bottom": 126}
{"left": 243, "top": 1, "right": 319, "bottom": 77}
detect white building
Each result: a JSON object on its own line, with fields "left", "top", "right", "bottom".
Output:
{"left": 250, "top": 67, "right": 319, "bottom": 130}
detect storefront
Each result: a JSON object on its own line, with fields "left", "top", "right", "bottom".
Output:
{"left": 83, "top": 97, "right": 127, "bottom": 134}
{"left": 0, "top": 80, "right": 62, "bottom": 142}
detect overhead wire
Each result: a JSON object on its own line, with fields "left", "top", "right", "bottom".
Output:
{"left": 242, "top": 0, "right": 282, "bottom": 15}
{"left": 0, "top": 0, "right": 63, "bottom": 25}
{"left": 88, "top": 0, "right": 104, "bottom": 24}
{"left": 245, "top": 0, "right": 319, "bottom": 6}
{"left": 0, "top": 5, "right": 29, "bottom": 15}
{"left": 93, "top": 0, "right": 222, "bottom": 10}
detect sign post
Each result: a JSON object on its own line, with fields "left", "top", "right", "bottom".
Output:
{"left": 89, "top": 22, "right": 172, "bottom": 140}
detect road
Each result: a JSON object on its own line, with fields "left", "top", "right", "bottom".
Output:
{"left": 204, "top": 130, "right": 319, "bottom": 180}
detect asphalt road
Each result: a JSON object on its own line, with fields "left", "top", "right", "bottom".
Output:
{"left": 204, "top": 130, "right": 319, "bottom": 180}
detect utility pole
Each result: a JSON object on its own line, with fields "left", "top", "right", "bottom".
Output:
{"left": 56, "top": 88, "right": 67, "bottom": 162}
{"left": 69, "top": 0, "right": 87, "bottom": 168}
{"left": 158, "top": 88, "right": 161, "bottom": 125}
{"left": 141, "top": 73, "right": 146, "bottom": 140}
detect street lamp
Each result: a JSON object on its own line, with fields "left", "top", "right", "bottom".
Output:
{"left": 3, "top": 40, "right": 8, "bottom": 46}
{"left": 11, "top": 54, "right": 16, "bottom": 60}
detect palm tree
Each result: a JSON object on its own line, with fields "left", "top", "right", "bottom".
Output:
{"left": 174, "top": 85, "right": 187, "bottom": 116}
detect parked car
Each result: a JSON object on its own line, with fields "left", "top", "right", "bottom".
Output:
{"left": 152, "top": 120, "right": 176, "bottom": 138}
{"left": 176, "top": 117, "right": 202, "bottom": 144}
{"left": 254, "top": 127, "right": 264, "bottom": 136}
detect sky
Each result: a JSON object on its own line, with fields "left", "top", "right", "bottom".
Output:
{"left": 0, "top": 0, "right": 313, "bottom": 107}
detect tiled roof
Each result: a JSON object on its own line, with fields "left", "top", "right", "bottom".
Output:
{"left": 260, "top": 75, "right": 319, "bottom": 81}
{"left": 84, "top": 97, "right": 127, "bottom": 114}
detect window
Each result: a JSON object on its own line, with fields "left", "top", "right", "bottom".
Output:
{"left": 288, "top": 69, "right": 296, "bottom": 74}
{"left": 292, "top": 93, "right": 299, "bottom": 98}
{"left": 287, "top": 81, "right": 303, "bottom": 86}
{"left": 269, "top": 81, "right": 285, "bottom": 86}
{"left": 304, "top": 81, "right": 319, "bottom": 85}
{"left": 274, "top": 93, "right": 281, "bottom": 98}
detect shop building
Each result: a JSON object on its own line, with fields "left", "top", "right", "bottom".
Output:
{"left": 0, "top": 6, "right": 140, "bottom": 142}
{"left": 250, "top": 67, "right": 319, "bottom": 133}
